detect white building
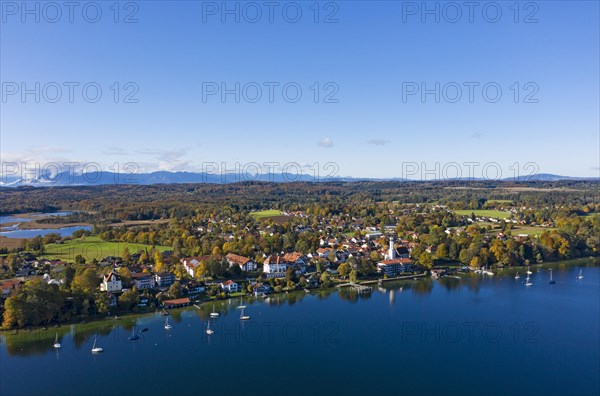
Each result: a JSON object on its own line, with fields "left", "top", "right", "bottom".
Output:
{"left": 220, "top": 280, "right": 239, "bottom": 293}
{"left": 182, "top": 257, "right": 201, "bottom": 278}
{"left": 263, "top": 255, "right": 287, "bottom": 278}
{"left": 100, "top": 270, "right": 122, "bottom": 292}
{"left": 385, "top": 237, "right": 396, "bottom": 261}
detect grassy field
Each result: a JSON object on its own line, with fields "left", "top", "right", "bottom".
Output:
{"left": 250, "top": 210, "right": 283, "bottom": 219}
{"left": 41, "top": 236, "right": 171, "bottom": 262}
{"left": 511, "top": 226, "right": 555, "bottom": 236}
{"left": 486, "top": 200, "right": 514, "bottom": 204}
{"left": 454, "top": 209, "right": 509, "bottom": 219}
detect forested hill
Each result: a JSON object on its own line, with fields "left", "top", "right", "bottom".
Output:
{"left": 1, "top": 180, "right": 598, "bottom": 218}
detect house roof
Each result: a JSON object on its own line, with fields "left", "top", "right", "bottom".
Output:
{"left": 163, "top": 297, "right": 191, "bottom": 306}
{"left": 283, "top": 252, "right": 303, "bottom": 263}
{"left": 264, "top": 255, "right": 283, "bottom": 264}
{"left": 103, "top": 270, "right": 120, "bottom": 281}
{"left": 225, "top": 253, "right": 251, "bottom": 265}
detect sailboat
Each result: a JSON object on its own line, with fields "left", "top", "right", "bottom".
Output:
{"left": 53, "top": 333, "right": 62, "bottom": 349}
{"left": 91, "top": 336, "right": 103, "bottom": 353}
{"left": 205, "top": 321, "right": 214, "bottom": 335}
{"left": 526, "top": 266, "right": 533, "bottom": 275}
{"left": 210, "top": 305, "right": 219, "bottom": 318}
{"left": 128, "top": 325, "right": 140, "bottom": 341}
{"left": 237, "top": 297, "right": 246, "bottom": 310}
{"left": 483, "top": 265, "right": 494, "bottom": 276}
{"left": 525, "top": 273, "right": 533, "bottom": 287}
{"left": 549, "top": 269, "right": 556, "bottom": 285}
{"left": 164, "top": 317, "right": 172, "bottom": 330}
{"left": 514, "top": 272, "right": 520, "bottom": 279}
{"left": 577, "top": 269, "right": 584, "bottom": 280}
{"left": 239, "top": 306, "right": 250, "bottom": 321}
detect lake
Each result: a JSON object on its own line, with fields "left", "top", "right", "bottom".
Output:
{"left": 0, "top": 212, "right": 90, "bottom": 238}
{"left": 1, "top": 259, "right": 598, "bottom": 396}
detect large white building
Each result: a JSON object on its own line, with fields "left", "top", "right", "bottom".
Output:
{"left": 100, "top": 270, "right": 122, "bottom": 292}
{"left": 263, "top": 255, "right": 287, "bottom": 278}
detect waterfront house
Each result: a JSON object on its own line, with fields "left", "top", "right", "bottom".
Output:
{"left": 131, "top": 272, "right": 156, "bottom": 290}
{"left": 163, "top": 297, "right": 191, "bottom": 309}
{"left": 263, "top": 255, "right": 287, "bottom": 278}
{"left": 225, "top": 253, "right": 257, "bottom": 272}
{"left": 283, "top": 252, "right": 308, "bottom": 273}
{"left": 220, "top": 280, "right": 239, "bottom": 293}
{"left": 377, "top": 258, "right": 414, "bottom": 277}
{"left": 155, "top": 272, "right": 176, "bottom": 288}
{"left": 182, "top": 281, "right": 205, "bottom": 297}
{"left": 100, "top": 270, "right": 122, "bottom": 292}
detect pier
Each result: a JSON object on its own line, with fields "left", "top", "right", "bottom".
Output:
{"left": 337, "top": 282, "right": 373, "bottom": 293}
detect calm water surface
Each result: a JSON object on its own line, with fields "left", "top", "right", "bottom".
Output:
{"left": 1, "top": 259, "right": 598, "bottom": 396}
{"left": 0, "top": 212, "right": 89, "bottom": 238}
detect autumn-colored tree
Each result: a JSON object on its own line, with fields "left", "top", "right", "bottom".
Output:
{"left": 72, "top": 268, "right": 100, "bottom": 294}
{"left": 3, "top": 279, "right": 64, "bottom": 329}
{"left": 337, "top": 262, "right": 351, "bottom": 277}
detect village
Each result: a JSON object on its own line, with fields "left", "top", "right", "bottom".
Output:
{"left": 1, "top": 187, "right": 596, "bottom": 330}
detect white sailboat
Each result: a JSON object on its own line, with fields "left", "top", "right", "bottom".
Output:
{"left": 239, "top": 306, "right": 250, "bottom": 321}
{"left": 53, "top": 333, "right": 62, "bottom": 349}
{"left": 237, "top": 297, "right": 246, "bottom": 310}
{"left": 549, "top": 269, "right": 556, "bottom": 285}
{"left": 577, "top": 269, "right": 584, "bottom": 280}
{"left": 128, "top": 326, "right": 140, "bottom": 341}
{"left": 526, "top": 266, "right": 533, "bottom": 275}
{"left": 205, "top": 321, "right": 214, "bottom": 335}
{"left": 525, "top": 273, "right": 533, "bottom": 287}
{"left": 164, "top": 317, "right": 172, "bottom": 330}
{"left": 514, "top": 272, "right": 520, "bottom": 279}
{"left": 91, "top": 336, "right": 103, "bottom": 353}
{"left": 210, "top": 305, "right": 219, "bottom": 318}
{"left": 483, "top": 266, "right": 494, "bottom": 276}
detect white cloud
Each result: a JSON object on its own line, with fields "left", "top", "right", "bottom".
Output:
{"left": 318, "top": 137, "right": 334, "bottom": 148}
{"left": 367, "top": 139, "right": 390, "bottom": 146}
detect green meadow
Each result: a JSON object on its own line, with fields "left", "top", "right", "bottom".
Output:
{"left": 454, "top": 209, "right": 510, "bottom": 219}
{"left": 250, "top": 210, "right": 283, "bottom": 219}
{"left": 41, "top": 236, "right": 170, "bottom": 262}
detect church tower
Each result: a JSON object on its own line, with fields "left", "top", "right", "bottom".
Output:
{"left": 387, "top": 236, "right": 396, "bottom": 260}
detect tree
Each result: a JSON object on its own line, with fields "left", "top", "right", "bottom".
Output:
{"left": 122, "top": 247, "right": 131, "bottom": 263}
{"left": 349, "top": 270, "right": 358, "bottom": 283}
{"left": 2, "top": 278, "right": 64, "bottom": 328}
{"left": 337, "top": 262, "right": 351, "bottom": 277}
{"left": 195, "top": 262, "right": 208, "bottom": 279}
{"left": 154, "top": 250, "right": 166, "bottom": 273}
{"left": 118, "top": 289, "right": 138, "bottom": 311}
{"left": 95, "top": 293, "right": 111, "bottom": 315}
{"left": 74, "top": 255, "right": 86, "bottom": 265}
{"left": 168, "top": 281, "right": 182, "bottom": 298}
{"left": 436, "top": 243, "right": 448, "bottom": 259}
{"left": 117, "top": 267, "right": 132, "bottom": 285}
{"left": 419, "top": 252, "right": 434, "bottom": 269}
{"left": 72, "top": 268, "right": 100, "bottom": 294}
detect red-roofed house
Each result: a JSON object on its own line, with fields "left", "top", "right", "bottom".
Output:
{"left": 225, "top": 253, "right": 257, "bottom": 272}
{"left": 220, "top": 280, "right": 239, "bottom": 293}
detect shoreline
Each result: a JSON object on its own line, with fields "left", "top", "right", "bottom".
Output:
{"left": 2, "top": 257, "right": 598, "bottom": 336}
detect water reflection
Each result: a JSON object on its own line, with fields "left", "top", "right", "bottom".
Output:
{"left": 2, "top": 258, "right": 598, "bottom": 358}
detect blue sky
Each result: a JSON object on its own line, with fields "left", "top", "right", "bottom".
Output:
{"left": 1, "top": 1, "right": 599, "bottom": 179}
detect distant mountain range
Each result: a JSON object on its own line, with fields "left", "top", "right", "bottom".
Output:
{"left": 0, "top": 171, "right": 597, "bottom": 187}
